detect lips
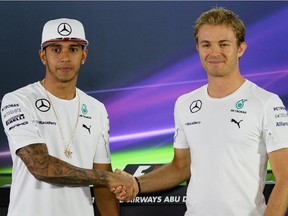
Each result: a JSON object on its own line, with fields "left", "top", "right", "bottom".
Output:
{"left": 208, "top": 60, "right": 225, "bottom": 64}
{"left": 58, "top": 66, "right": 73, "bottom": 72}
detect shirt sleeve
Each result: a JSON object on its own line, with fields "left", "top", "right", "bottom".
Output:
{"left": 173, "top": 97, "right": 189, "bottom": 149}
{"left": 93, "top": 104, "right": 111, "bottom": 164}
{"left": 262, "top": 94, "right": 288, "bottom": 153}
{"left": 1, "top": 92, "right": 45, "bottom": 156}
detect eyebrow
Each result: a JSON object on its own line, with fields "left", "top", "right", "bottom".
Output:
{"left": 199, "top": 39, "right": 232, "bottom": 44}
{"left": 218, "top": 40, "right": 232, "bottom": 43}
{"left": 48, "top": 43, "right": 82, "bottom": 48}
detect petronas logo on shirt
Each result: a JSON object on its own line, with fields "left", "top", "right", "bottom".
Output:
{"left": 81, "top": 104, "right": 88, "bottom": 115}
{"left": 236, "top": 99, "right": 247, "bottom": 109}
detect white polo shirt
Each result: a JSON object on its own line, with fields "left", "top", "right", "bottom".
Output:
{"left": 174, "top": 80, "right": 288, "bottom": 216}
{"left": 1, "top": 82, "right": 111, "bottom": 216}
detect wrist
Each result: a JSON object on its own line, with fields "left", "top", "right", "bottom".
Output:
{"left": 105, "top": 172, "right": 114, "bottom": 188}
{"left": 134, "top": 176, "right": 141, "bottom": 195}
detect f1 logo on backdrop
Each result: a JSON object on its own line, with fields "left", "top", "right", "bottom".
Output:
{"left": 124, "top": 164, "right": 163, "bottom": 177}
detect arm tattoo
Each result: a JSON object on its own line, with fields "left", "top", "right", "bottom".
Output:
{"left": 17, "top": 143, "right": 109, "bottom": 186}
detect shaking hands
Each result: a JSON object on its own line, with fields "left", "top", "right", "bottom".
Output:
{"left": 109, "top": 169, "right": 139, "bottom": 202}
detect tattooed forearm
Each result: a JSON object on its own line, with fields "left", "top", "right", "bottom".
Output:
{"left": 17, "top": 143, "right": 110, "bottom": 187}
{"left": 45, "top": 161, "right": 109, "bottom": 186}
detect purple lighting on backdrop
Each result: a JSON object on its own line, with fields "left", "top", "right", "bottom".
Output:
{"left": 90, "top": 7, "right": 288, "bottom": 151}
{"left": 110, "top": 128, "right": 174, "bottom": 143}
{"left": 0, "top": 6, "right": 288, "bottom": 156}
{"left": 0, "top": 151, "right": 10, "bottom": 157}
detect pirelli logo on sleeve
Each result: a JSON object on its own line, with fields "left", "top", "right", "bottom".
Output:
{"left": 1, "top": 103, "right": 29, "bottom": 131}
{"left": 6, "top": 114, "right": 25, "bottom": 126}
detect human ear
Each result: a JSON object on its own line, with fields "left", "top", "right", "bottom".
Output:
{"left": 81, "top": 49, "right": 88, "bottom": 65}
{"left": 39, "top": 50, "right": 47, "bottom": 65}
{"left": 238, "top": 42, "right": 247, "bottom": 58}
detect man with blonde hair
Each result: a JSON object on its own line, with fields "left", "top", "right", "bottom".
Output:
{"left": 114, "top": 7, "right": 288, "bottom": 216}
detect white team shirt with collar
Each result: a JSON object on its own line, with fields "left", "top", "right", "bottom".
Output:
{"left": 1, "top": 81, "right": 111, "bottom": 216}
{"left": 173, "top": 80, "right": 288, "bottom": 216}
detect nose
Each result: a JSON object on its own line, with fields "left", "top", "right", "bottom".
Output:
{"left": 210, "top": 45, "right": 221, "bottom": 57}
{"left": 60, "top": 49, "right": 70, "bottom": 62}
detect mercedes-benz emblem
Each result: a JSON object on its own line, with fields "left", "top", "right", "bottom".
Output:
{"left": 190, "top": 100, "right": 202, "bottom": 113}
{"left": 57, "top": 22, "right": 72, "bottom": 36}
{"left": 35, "top": 99, "right": 51, "bottom": 112}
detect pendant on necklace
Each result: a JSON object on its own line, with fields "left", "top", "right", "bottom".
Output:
{"left": 64, "top": 148, "right": 73, "bottom": 159}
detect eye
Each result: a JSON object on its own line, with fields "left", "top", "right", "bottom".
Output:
{"left": 202, "top": 44, "right": 210, "bottom": 48}
{"left": 220, "top": 43, "right": 229, "bottom": 48}
{"left": 52, "top": 48, "right": 61, "bottom": 53}
{"left": 70, "top": 47, "right": 79, "bottom": 52}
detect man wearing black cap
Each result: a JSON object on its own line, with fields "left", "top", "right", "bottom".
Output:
{"left": 1, "top": 18, "right": 137, "bottom": 216}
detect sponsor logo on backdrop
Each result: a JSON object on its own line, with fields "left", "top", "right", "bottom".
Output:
{"left": 121, "top": 164, "right": 187, "bottom": 205}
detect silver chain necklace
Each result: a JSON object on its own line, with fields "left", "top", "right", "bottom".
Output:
{"left": 42, "top": 79, "right": 80, "bottom": 159}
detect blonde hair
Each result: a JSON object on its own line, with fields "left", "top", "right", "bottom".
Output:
{"left": 194, "top": 7, "right": 246, "bottom": 47}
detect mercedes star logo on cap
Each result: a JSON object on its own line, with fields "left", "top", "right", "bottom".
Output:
{"left": 57, "top": 22, "right": 72, "bottom": 36}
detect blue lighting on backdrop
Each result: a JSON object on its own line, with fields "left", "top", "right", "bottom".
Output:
{"left": 0, "top": 1, "right": 288, "bottom": 169}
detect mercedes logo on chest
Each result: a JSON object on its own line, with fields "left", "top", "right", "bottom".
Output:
{"left": 35, "top": 99, "right": 51, "bottom": 112}
{"left": 190, "top": 100, "right": 202, "bottom": 113}
{"left": 57, "top": 22, "right": 72, "bottom": 36}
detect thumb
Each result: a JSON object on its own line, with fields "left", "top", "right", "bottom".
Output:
{"left": 114, "top": 168, "right": 122, "bottom": 175}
